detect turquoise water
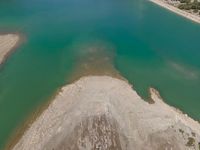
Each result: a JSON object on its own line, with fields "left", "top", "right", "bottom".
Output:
{"left": 0, "top": 0, "right": 200, "bottom": 148}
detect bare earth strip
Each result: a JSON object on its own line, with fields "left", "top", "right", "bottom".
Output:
{"left": 0, "top": 34, "right": 20, "bottom": 65}
{"left": 149, "top": 0, "right": 200, "bottom": 24}
{"left": 13, "top": 76, "right": 200, "bottom": 150}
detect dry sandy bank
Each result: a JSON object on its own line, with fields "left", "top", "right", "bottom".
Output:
{"left": 0, "top": 34, "right": 20, "bottom": 65}
{"left": 12, "top": 76, "right": 200, "bottom": 150}
{"left": 149, "top": 0, "right": 200, "bottom": 24}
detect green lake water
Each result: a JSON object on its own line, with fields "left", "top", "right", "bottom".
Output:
{"left": 0, "top": 0, "right": 200, "bottom": 148}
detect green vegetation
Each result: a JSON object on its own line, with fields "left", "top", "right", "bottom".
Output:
{"left": 178, "top": 0, "right": 200, "bottom": 14}
{"left": 198, "top": 142, "right": 200, "bottom": 150}
{"left": 186, "top": 137, "right": 195, "bottom": 147}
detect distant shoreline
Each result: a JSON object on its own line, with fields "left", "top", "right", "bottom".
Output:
{"left": 149, "top": 0, "right": 200, "bottom": 24}
{"left": 0, "top": 34, "right": 21, "bottom": 66}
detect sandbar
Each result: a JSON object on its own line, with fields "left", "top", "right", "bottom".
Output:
{"left": 0, "top": 34, "right": 20, "bottom": 65}
{"left": 12, "top": 76, "right": 200, "bottom": 150}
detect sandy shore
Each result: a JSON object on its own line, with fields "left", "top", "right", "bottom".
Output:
{"left": 12, "top": 76, "right": 200, "bottom": 150}
{"left": 149, "top": 0, "right": 200, "bottom": 24}
{"left": 0, "top": 34, "right": 20, "bottom": 65}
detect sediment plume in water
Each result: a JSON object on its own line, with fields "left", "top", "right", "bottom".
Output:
{"left": 69, "top": 41, "right": 122, "bottom": 81}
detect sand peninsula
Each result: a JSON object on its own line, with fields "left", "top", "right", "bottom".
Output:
{"left": 12, "top": 76, "right": 200, "bottom": 150}
{"left": 149, "top": 0, "right": 200, "bottom": 24}
{"left": 0, "top": 34, "right": 20, "bottom": 65}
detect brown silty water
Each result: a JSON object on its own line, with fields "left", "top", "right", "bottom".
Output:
{"left": 69, "top": 41, "right": 123, "bottom": 81}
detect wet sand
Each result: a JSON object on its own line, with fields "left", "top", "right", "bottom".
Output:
{"left": 149, "top": 0, "right": 200, "bottom": 24}
{"left": 12, "top": 76, "right": 200, "bottom": 150}
{"left": 0, "top": 34, "right": 20, "bottom": 65}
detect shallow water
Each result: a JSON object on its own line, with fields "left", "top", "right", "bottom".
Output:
{"left": 0, "top": 0, "right": 200, "bottom": 148}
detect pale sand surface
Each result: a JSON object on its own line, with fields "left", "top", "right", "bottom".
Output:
{"left": 149, "top": 0, "right": 200, "bottom": 24}
{"left": 13, "top": 76, "right": 200, "bottom": 150}
{"left": 0, "top": 34, "right": 20, "bottom": 65}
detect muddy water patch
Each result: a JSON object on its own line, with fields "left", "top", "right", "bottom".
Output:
{"left": 69, "top": 40, "right": 123, "bottom": 81}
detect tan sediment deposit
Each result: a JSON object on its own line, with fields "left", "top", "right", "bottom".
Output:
{"left": 12, "top": 76, "right": 200, "bottom": 150}
{"left": 149, "top": 0, "right": 200, "bottom": 24}
{"left": 0, "top": 34, "right": 20, "bottom": 65}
